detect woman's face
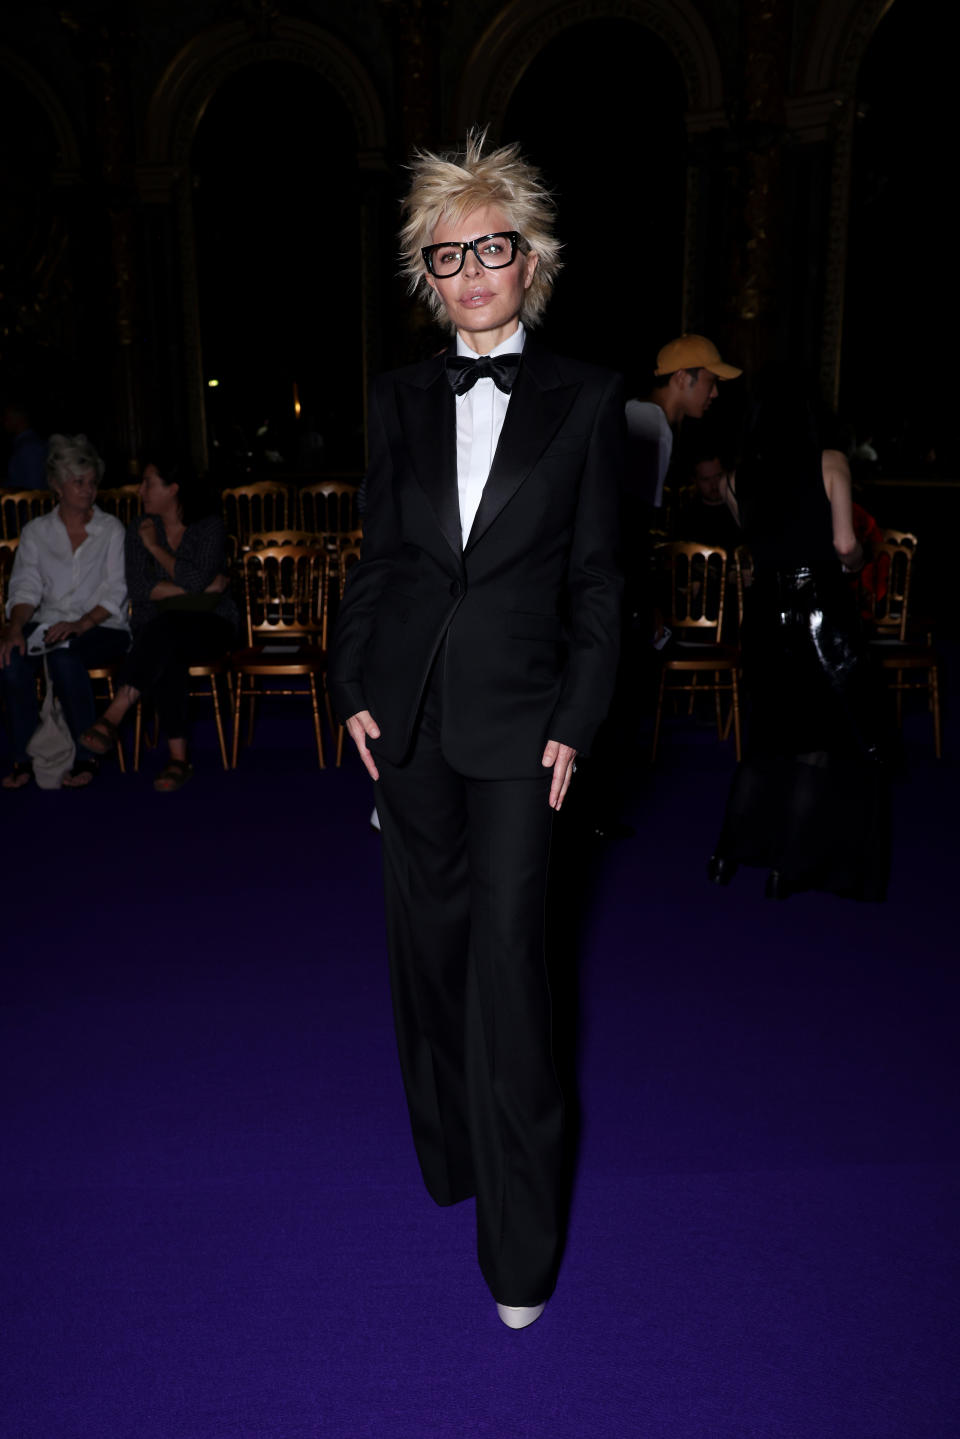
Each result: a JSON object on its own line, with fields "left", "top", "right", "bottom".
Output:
{"left": 53, "top": 464, "right": 98, "bottom": 512}
{"left": 424, "top": 204, "right": 538, "bottom": 351}
{"left": 140, "top": 464, "right": 178, "bottom": 515}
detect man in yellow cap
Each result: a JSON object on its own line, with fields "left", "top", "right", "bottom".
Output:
{"left": 625, "top": 333, "right": 741, "bottom": 509}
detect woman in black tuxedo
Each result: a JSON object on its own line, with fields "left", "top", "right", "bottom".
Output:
{"left": 330, "top": 133, "right": 624, "bottom": 1329}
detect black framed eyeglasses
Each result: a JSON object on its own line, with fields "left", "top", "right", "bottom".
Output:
{"left": 421, "top": 231, "right": 524, "bottom": 278}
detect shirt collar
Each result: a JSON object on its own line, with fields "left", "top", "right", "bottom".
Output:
{"left": 456, "top": 321, "right": 526, "bottom": 361}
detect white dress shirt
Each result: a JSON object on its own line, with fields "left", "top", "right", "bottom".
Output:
{"left": 455, "top": 323, "right": 525, "bottom": 547}
{"left": 6, "top": 505, "right": 130, "bottom": 630}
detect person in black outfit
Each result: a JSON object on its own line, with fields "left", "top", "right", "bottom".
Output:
{"left": 80, "top": 459, "right": 237, "bottom": 790}
{"left": 707, "top": 379, "right": 889, "bottom": 901}
{"left": 330, "top": 133, "right": 623, "bottom": 1329}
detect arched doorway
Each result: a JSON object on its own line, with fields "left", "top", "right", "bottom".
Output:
{"left": 191, "top": 60, "right": 362, "bottom": 479}
{"left": 0, "top": 55, "right": 82, "bottom": 445}
{"left": 501, "top": 17, "right": 687, "bottom": 387}
{"left": 841, "top": 0, "right": 956, "bottom": 474}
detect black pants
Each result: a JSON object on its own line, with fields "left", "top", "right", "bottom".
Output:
{"left": 121, "top": 613, "right": 232, "bottom": 740}
{"left": 374, "top": 667, "right": 565, "bottom": 1307}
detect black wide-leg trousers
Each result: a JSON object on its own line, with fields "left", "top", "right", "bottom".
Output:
{"left": 374, "top": 668, "right": 565, "bottom": 1307}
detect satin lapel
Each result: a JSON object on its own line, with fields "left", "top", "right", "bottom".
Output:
{"left": 396, "top": 362, "right": 462, "bottom": 562}
{"left": 464, "top": 357, "right": 580, "bottom": 555}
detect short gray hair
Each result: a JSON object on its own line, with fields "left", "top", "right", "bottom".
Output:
{"left": 46, "top": 434, "right": 105, "bottom": 491}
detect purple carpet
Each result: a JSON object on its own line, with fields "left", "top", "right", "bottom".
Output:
{"left": 3, "top": 685, "right": 958, "bottom": 1439}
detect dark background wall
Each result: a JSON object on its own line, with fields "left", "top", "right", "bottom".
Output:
{"left": 0, "top": 0, "right": 954, "bottom": 487}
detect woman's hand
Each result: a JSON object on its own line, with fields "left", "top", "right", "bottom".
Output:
{"left": 346, "top": 710, "right": 381, "bottom": 781}
{"left": 204, "top": 573, "right": 229, "bottom": 594}
{"left": 541, "top": 739, "right": 577, "bottom": 810}
{"left": 138, "top": 516, "right": 160, "bottom": 553}
{"left": 0, "top": 625, "right": 25, "bottom": 667}
{"left": 42, "top": 618, "right": 87, "bottom": 644}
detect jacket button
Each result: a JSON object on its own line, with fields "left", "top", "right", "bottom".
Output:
{"left": 449, "top": 579, "right": 463, "bottom": 597}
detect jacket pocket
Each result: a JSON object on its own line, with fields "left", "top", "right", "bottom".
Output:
{"left": 506, "top": 610, "right": 563, "bottom": 642}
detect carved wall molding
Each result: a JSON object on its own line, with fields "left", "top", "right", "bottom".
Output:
{"left": 796, "top": 0, "right": 895, "bottom": 98}
{"left": 454, "top": 0, "right": 725, "bottom": 137}
{"left": 143, "top": 16, "right": 388, "bottom": 190}
{"left": 139, "top": 15, "right": 388, "bottom": 470}
{"left": 795, "top": 0, "right": 897, "bottom": 405}
{"left": 0, "top": 45, "right": 82, "bottom": 182}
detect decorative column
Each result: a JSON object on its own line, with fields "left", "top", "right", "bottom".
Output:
{"left": 63, "top": 5, "right": 143, "bottom": 475}
{"left": 727, "top": 0, "right": 792, "bottom": 376}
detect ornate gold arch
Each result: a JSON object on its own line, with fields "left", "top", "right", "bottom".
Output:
{"left": 454, "top": 0, "right": 725, "bottom": 137}
{"left": 791, "top": 0, "right": 898, "bottom": 404}
{"left": 138, "top": 17, "right": 388, "bottom": 467}
{"left": 453, "top": 0, "right": 723, "bottom": 332}
{"left": 0, "top": 45, "right": 82, "bottom": 181}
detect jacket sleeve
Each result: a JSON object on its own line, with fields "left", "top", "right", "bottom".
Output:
{"left": 547, "top": 372, "right": 625, "bottom": 754}
{"left": 328, "top": 380, "right": 401, "bottom": 723}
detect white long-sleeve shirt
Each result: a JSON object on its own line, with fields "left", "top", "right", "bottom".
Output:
{"left": 6, "top": 506, "right": 130, "bottom": 631}
{"left": 455, "top": 323, "right": 525, "bottom": 546}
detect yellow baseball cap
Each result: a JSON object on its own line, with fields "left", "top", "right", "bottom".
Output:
{"left": 654, "top": 334, "right": 742, "bottom": 379}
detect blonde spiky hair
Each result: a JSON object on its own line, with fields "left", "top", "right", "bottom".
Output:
{"left": 398, "top": 128, "right": 562, "bottom": 330}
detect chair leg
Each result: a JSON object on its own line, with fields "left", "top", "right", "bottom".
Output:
{"left": 246, "top": 677, "right": 257, "bottom": 745}
{"left": 105, "top": 677, "right": 126, "bottom": 774}
{"left": 931, "top": 664, "right": 942, "bottom": 759}
{"left": 309, "top": 673, "right": 325, "bottom": 769}
{"left": 209, "top": 675, "right": 229, "bottom": 770}
{"left": 133, "top": 700, "right": 142, "bottom": 771}
{"left": 714, "top": 672, "right": 724, "bottom": 738}
{"left": 651, "top": 670, "right": 667, "bottom": 762}
{"left": 731, "top": 672, "right": 742, "bottom": 761}
{"left": 231, "top": 676, "right": 243, "bottom": 768}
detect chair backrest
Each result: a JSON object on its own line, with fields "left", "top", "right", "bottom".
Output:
{"left": 732, "top": 544, "right": 753, "bottom": 627}
{"left": 337, "top": 537, "right": 363, "bottom": 600}
{"left": 222, "top": 483, "right": 292, "bottom": 549}
{"left": 0, "top": 540, "right": 19, "bottom": 613}
{"left": 97, "top": 485, "right": 142, "bottom": 526}
{"left": 860, "top": 541, "right": 912, "bottom": 642}
{"left": 880, "top": 528, "right": 918, "bottom": 552}
{"left": 296, "top": 480, "right": 360, "bottom": 535}
{"left": 248, "top": 530, "right": 326, "bottom": 549}
{"left": 240, "top": 544, "right": 329, "bottom": 648}
{"left": 657, "top": 541, "right": 728, "bottom": 637}
{"left": 1, "top": 489, "right": 54, "bottom": 540}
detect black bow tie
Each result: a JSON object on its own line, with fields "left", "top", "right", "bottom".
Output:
{"left": 445, "top": 352, "right": 522, "bottom": 396}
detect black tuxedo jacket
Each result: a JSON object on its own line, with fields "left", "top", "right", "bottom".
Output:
{"left": 329, "top": 337, "right": 625, "bottom": 779}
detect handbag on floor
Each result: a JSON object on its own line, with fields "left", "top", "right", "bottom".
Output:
{"left": 26, "top": 656, "right": 76, "bottom": 789}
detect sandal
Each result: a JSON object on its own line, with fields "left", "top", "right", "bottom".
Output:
{"left": 62, "top": 758, "right": 99, "bottom": 789}
{"left": 153, "top": 759, "right": 194, "bottom": 792}
{"left": 2, "top": 760, "right": 35, "bottom": 790}
{"left": 78, "top": 716, "right": 120, "bottom": 755}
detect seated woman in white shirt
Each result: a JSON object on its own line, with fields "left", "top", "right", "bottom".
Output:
{"left": 0, "top": 434, "right": 130, "bottom": 788}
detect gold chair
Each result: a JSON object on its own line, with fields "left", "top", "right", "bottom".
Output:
{"left": 295, "top": 480, "right": 360, "bottom": 536}
{"left": 85, "top": 664, "right": 128, "bottom": 773}
{"left": 0, "top": 539, "right": 19, "bottom": 613}
{"left": 222, "top": 482, "right": 293, "bottom": 552}
{"left": 732, "top": 543, "right": 752, "bottom": 630}
{"left": 232, "top": 544, "right": 329, "bottom": 768}
{"left": 879, "top": 528, "right": 918, "bottom": 551}
{"left": 327, "top": 537, "right": 363, "bottom": 765}
{"left": 651, "top": 542, "right": 742, "bottom": 763}
{"left": 248, "top": 529, "right": 326, "bottom": 550}
{"left": 1, "top": 489, "right": 54, "bottom": 540}
{"left": 131, "top": 662, "right": 232, "bottom": 772}
{"left": 860, "top": 541, "right": 942, "bottom": 758}
{"left": 97, "top": 485, "right": 142, "bottom": 526}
